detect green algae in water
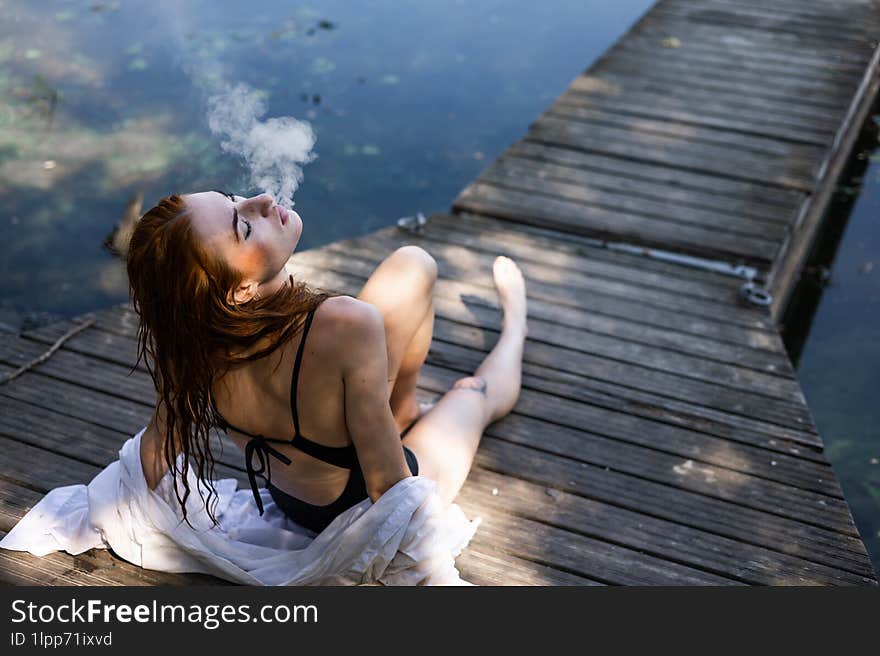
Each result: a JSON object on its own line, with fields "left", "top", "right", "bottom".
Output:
{"left": 311, "top": 56, "right": 336, "bottom": 75}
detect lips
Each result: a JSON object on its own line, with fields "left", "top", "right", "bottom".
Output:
{"left": 277, "top": 205, "right": 289, "bottom": 225}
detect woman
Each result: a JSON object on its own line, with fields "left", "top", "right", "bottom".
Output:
{"left": 130, "top": 190, "right": 529, "bottom": 538}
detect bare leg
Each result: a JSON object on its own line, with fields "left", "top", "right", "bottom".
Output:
{"left": 388, "top": 303, "right": 435, "bottom": 430}
{"left": 356, "top": 245, "right": 437, "bottom": 433}
{"left": 403, "top": 256, "right": 527, "bottom": 505}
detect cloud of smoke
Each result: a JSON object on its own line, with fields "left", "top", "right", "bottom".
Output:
{"left": 206, "top": 83, "right": 316, "bottom": 209}
{"left": 151, "top": 2, "right": 316, "bottom": 207}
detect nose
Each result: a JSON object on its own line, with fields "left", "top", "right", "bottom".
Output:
{"left": 244, "top": 193, "right": 275, "bottom": 217}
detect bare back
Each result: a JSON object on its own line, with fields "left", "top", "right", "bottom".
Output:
{"left": 211, "top": 297, "right": 359, "bottom": 505}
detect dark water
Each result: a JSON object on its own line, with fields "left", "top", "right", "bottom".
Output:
{"left": 1, "top": 1, "right": 877, "bottom": 576}
{"left": 0, "top": 0, "right": 652, "bottom": 327}
{"left": 783, "top": 104, "right": 880, "bottom": 576}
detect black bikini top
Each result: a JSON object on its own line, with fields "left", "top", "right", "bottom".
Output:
{"left": 211, "top": 306, "right": 357, "bottom": 515}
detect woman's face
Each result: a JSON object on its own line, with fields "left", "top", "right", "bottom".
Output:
{"left": 185, "top": 190, "right": 303, "bottom": 303}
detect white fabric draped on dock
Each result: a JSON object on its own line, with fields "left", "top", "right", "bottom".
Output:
{"left": 0, "top": 427, "right": 480, "bottom": 586}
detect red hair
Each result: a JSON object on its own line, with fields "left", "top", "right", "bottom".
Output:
{"left": 126, "top": 194, "right": 331, "bottom": 526}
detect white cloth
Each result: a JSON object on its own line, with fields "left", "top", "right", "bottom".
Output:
{"left": 0, "top": 427, "right": 481, "bottom": 585}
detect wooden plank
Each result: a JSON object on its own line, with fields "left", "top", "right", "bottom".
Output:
{"left": 472, "top": 438, "right": 875, "bottom": 578}
{"left": 669, "top": 0, "right": 880, "bottom": 27}
{"left": 527, "top": 114, "right": 816, "bottom": 192}
{"left": 423, "top": 212, "right": 766, "bottom": 298}
{"left": 633, "top": 13, "right": 875, "bottom": 66}
{"left": 454, "top": 490, "right": 739, "bottom": 585}
{"left": 613, "top": 34, "right": 866, "bottom": 83}
{"left": 463, "top": 467, "right": 870, "bottom": 585}
{"left": 568, "top": 70, "right": 846, "bottom": 125}
{"left": 594, "top": 49, "right": 862, "bottom": 100}
{"left": 652, "top": 2, "right": 879, "bottom": 40}
{"left": 646, "top": 7, "right": 876, "bottom": 48}
{"left": 502, "top": 140, "right": 805, "bottom": 209}
{"left": 543, "top": 98, "right": 830, "bottom": 158}
{"left": 557, "top": 86, "right": 835, "bottom": 144}
{"left": 550, "top": 95, "right": 831, "bottom": 149}
{"left": 492, "top": 150, "right": 798, "bottom": 225}
{"left": 608, "top": 35, "right": 862, "bottom": 84}
{"left": 455, "top": 181, "right": 780, "bottom": 266}
{"left": 621, "top": 30, "right": 868, "bottom": 79}
{"left": 476, "top": 155, "right": 791, "bottom": 239}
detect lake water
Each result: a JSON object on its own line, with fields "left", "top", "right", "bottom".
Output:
{"left": 1, "top": 0, "right": 876, "bottom": 577}
{"left": 0, "top": 0, "right": 652, "bottom": 324}
{"left": 784, "top": 104, "right": 880, "bottom": 576}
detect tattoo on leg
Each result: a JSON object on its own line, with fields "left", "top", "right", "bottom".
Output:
{"left": 453, "top": 376, "right": 488, "bottom": 397}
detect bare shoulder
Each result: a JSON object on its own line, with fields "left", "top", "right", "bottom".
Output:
{"left": 313, "top": 296, "right": 385, "bottom": 368}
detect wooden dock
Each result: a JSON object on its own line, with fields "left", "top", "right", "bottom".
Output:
{"left": 2, "top": 0, "right": 878, "bottom": 584}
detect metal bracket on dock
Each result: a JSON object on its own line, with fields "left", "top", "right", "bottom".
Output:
{"left": 738, "top": 281, "right": 773, "bottom": 307}
{"left": 396, "top": 212, "right": 428, "bottom": 234}
{"left": 596, "top": 239, "right": 773, "bottom": 307}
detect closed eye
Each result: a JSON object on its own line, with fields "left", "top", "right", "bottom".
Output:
{"left": 212, "top": 189, "right": 250, "bottom": 240}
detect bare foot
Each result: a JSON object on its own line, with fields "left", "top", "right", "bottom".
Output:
{"left": 493, "top": 256, "right": 527, "bottom": 335}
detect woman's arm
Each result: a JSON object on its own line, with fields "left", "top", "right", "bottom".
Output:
{"left": 332, "top": 297, "right": 413, "bottom": 501}
{"left": 140, "top": 394, "right": 183, "bottom": 491}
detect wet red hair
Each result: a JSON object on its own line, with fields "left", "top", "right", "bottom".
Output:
{"left": 126, "top": 194, "right": 331, "bottom": 526}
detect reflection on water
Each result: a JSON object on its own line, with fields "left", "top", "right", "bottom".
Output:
{"left": 0, "top": 0, "right": 651, "bottom": 328}
{"left": 784, "top": 103, "right": 880, "bottom": 575}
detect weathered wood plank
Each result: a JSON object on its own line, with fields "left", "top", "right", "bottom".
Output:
{"left": 464, "top": 468, "right": 870, "bottom": 585}
{"left": 455, "top": 181, "right": 780, "bottom": 266}
{"left": 555, "top": 91, "right": 833, "bottom": 149}
{"left": 473, "top": 439, "right": 875, "bottom": 578}
{"left": 422, "top": 214, "right": 755, "bottom": 300}
{"left": 565, "top": 73, "right": 845, "bottom": 132}
{"left": 476, "top": 155, "right": 790, "bottom": 240}
{"left": 527, "top": 114, "right": 816, "bottom": 191}
{"left": 542, "top": 101, "right": 830, "bottom": 157}
{"left": 489, "top": 151, "right": 798, "bottom": 225}
{"left": 501, "top": 140, "right": 805, "bottom": 209}
{"left": 594, "top": 49, "right": 862, "bottom": 100}
{"left": 652, "top": 3, "right": 878, "bottom": 45}
{"left": 633, "top": 14, "right": 875, "bottom": 67}
{"left": 614, "top": 34, "right": 865, "bottom": 83}
{"left": 455, "top": 490, "right": 739, "bottom": 585}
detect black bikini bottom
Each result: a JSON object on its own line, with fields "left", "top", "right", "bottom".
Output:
{"left": 267, "top": 446, "right": 419, "bottom": 534}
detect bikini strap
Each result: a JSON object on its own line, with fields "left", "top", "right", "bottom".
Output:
{"left": 289, "top": 307, "right": 317, "bottom": 437}
{"left": 288, "top": 305, "right": 358, "bottom": 469}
